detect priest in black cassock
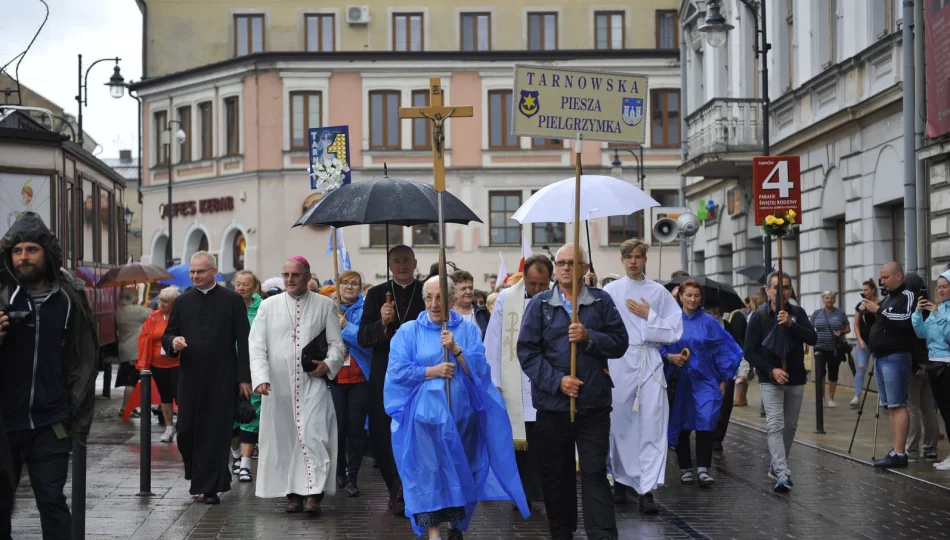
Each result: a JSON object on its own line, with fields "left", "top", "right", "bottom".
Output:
{"left": 358, "top": 244, "right": 426, "bottom": 516}
{"left": 162, "top": 251, "right": 252, "bottom": 504}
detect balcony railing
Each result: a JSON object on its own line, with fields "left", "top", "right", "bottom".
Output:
{"left": 684, "top": 98, "right": 763, "bottom": 161}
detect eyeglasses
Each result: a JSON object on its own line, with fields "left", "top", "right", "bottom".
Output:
{"left": 555, "top": 260, "right": 586, "bottom": 268}
{"left": 340, "top": 281, "right": 361, "bottom": 288}
{"left": 189, "top": 268, "right": 212, "bottom": 275}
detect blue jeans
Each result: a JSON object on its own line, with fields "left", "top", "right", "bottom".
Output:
{"left": 854, "top": 343, "right": 871, "bottom": 399}
{"left": 874, "top": 353, "right": 911, "bottom": 408}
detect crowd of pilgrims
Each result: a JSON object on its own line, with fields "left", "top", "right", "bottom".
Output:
{"left": 131, "top": 237, "right": 765, "bottom": 540}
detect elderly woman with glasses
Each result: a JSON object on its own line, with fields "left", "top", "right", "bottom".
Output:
{"left": 331, "top": 269, "right": 374, "bottom": 497}
{"left": 136, "top": 286, "right": 181, "bottom": 442}
{"left": 385, "top": 276, "right": 529, "bottom": 540}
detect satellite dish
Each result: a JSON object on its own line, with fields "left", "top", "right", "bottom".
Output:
{"left": 676, "top": 212, "right": 700, "bottom": 238}
{"left": 653, "top": 217, "right": 679, "bottom": 243}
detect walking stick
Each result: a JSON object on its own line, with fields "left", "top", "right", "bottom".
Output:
{"left": 776, "top": 237, "right": 786, "bottom": 373}
{"left": 570, "top": 133, "right": 583, "bottom": 423}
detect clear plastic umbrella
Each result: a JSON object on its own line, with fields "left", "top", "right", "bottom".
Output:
{"left": 511, "top": 174, "right": 660, "bottom": 224}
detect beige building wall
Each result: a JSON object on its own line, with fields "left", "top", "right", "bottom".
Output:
{"left": 146, "top": 0, "right": 678, "bottom": 77}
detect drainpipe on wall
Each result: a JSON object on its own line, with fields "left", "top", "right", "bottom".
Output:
{"left": 679, "top": 19, "right": 689, "bottom": 273}
{"left": 902, "top": 0, "right": 918, "bottom": 277}
{"left": 135, "top": 0, "right": 147, "bottom": 79}
{"left": 914, "top": 0, "right": 928, "bottom": 279}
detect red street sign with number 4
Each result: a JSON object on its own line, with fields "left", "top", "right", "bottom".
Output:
{"left": 752, "top": 156, "right": 802, "bottom": 226}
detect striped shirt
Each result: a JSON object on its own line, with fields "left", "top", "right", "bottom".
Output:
{"left": 810, "top": 307, "right": 849, "bottom": 351}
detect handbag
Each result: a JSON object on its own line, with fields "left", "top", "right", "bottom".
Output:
{"left": 235, "top": 393, "right": 256, "bottom": 424}
{"left": 822, "top": 310, "right": 852, "bottom": 361}
{"left": 301, "top": 330, "right": 334, "bottom": 385}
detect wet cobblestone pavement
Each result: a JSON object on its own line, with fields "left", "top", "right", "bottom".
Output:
{"left": 10, "top": 386, "right": 950, "bottom": 539}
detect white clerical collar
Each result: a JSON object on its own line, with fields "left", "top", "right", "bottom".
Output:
{"left": 288, "top": 290, "right": 309, "bottom": 300}
{"left": 197, "top": 283, "right": 216, "bottom": 294}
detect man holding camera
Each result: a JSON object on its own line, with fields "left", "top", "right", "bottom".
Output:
{"left": 0, "top": 212, "right": 99, "bottom": 539}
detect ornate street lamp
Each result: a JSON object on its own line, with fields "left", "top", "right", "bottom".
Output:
{"left": 75, "top": 54, "right": 125, "bottom": 145}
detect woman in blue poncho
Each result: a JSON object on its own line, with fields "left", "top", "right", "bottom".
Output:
{"left": 385, "top": 276, "right": 529, "bottom": 540}
{"left": 661, "top": 280, "right": 742, "bottom": 487}
{"left": 332, "top": 269, "right": 374, "bottom": 497}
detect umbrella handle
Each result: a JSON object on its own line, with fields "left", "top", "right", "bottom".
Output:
{"left": 681, "top": 348, "right": 690, "bottom": 362}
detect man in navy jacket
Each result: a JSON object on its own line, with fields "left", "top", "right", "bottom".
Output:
{"left": 518, "top": 244, "right": 628, "bottom": 540}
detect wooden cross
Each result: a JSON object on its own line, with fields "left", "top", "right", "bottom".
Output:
{"left": 398, "top": 77, "right": 474, "bottom": 192}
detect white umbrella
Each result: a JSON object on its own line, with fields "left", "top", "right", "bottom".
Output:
{"left": 511, "top": 174, "right": 660, "bottom": 224}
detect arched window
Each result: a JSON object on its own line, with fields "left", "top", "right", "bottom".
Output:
{"left": 232, "top": 232, "right": 246, "bottom": 271}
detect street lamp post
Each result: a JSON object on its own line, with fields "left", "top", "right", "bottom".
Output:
{"left": 611, "top": 146, "right": 645, "bottom": 190}
{"left": 75, "top": 54, "right": 126, "bottom": 146}
{"left": 123, "top": 207, "right": 134, "bottom": 263}
{"left": 698, "top": 0, "right": 772, "bottom": 267}
{"left": 164, "top": 120, "right": 186, "bottom": 268}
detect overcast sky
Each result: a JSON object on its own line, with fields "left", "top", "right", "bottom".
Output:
{"left": 1, "top": 0, "right": 141, "bottom": 159}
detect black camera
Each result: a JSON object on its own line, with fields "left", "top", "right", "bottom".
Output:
{"left": 0, "top": 305, "right": 30, "bottom": 321}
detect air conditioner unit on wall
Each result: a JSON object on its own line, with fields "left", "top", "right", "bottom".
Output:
{"left": 346, "top": 6, "right": 370, "bottom": 25}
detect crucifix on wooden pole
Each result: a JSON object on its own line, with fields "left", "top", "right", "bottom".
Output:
{"left": 399, "top": 77, "right": 475, "bottom": 408}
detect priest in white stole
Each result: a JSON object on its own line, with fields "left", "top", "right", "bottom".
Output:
{"left": 249, "top": 256, "right": 345, "bottom": 515}
{"left": 485, "top": 255, "right": 554, "bottom": 504}
{"left": 602, "top": 240, "right": 682, "bottom": 514}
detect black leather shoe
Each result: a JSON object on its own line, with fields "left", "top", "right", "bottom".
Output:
{"left": 613, "top": 482, "right": 628, "bottom": 504}
{"left": 336, "top": 476, "right": 346, "bottom": 489}
{"left": 346, "top": 480, "right": 360, "bottom": 497}
{"left": 639, "top": 492, "right": 659, "bottom": 514}
{"left": 286, "top": 497, "right": 303, "bottom": 513}
{"left": 203, "top": 493, "right": 220, "bottom": 505}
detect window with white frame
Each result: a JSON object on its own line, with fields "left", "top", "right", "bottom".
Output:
{"left": 817, "top": 0, "right": 836, "bottom": 68}
{"left": 177, "top": 106, "right": 191, "bottom": 163}
{"left": 460, "top": 13, "right": 490, "bottom": 51}
{"left": 234, "top": 14, "right": 264, "bottom": 57}
{"left": 595, "top": 11, "right": 624, "bottom": 50}
{"left": 393, "top": 13, "right": 424, "bottom": 52}
{"left": 224, "top": 97, "right": 240, "bottom": 155}
{"left": 198, "top": 102, "right": 213, "bottom": 160}
{"left": 290, "top": 91, "right": 322, "bottom": 150}
{"left": 870, "top": 0, "right": 893, "bottom": 40}
{"left": 305, "top": 14, "right": 335, "bottom": 52}
{"left": 153, "top": 110, "right": 168, "bottom": 165}
{"left": 527, "top": 12, "right": 557, "bottom": 51}
{"left": 369, "top": 90, "right": 401, "bottom": 150}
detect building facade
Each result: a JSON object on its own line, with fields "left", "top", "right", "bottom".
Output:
{"left": 103, "top": 149, "right": 142, "bottom": 260}
{"left": 133, "top": 0, "right": 683, "bottom": 288}
{"left": 679, "top": 0, "right": 913, "bottom": 315}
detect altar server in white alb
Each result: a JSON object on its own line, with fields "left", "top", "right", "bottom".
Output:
{"left": 249, "top": 256, "right": 345, "bottom": 515}
{"left": 485, "top": 254, "right": 555, "bottom": 505}
{"left": 602, "top": 239, "right": 683, "bottom": 514}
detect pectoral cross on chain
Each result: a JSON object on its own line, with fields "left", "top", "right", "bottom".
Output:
{"left": 398, "top": 78, "right": 474, "bottom": 192}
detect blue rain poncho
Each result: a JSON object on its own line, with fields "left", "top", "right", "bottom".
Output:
{"left": 340, "top": 293, "right": 373, "bottom": 379}
{"left": 385, "top": 310, "right": 530, "bottom": 536}
{"left": 661, "top": 309, "right": 742, "bottom": 447}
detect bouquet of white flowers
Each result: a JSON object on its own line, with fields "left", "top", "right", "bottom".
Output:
{"left": 309, "top": 158, "right": 350, "bottom": 193}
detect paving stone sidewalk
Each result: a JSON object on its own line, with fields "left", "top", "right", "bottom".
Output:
{"left": 11, "top": 374, "right": 950, "bottom": 539}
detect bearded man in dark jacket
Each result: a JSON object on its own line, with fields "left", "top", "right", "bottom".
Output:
{"left": 0, "top": 212, "right": 99, "bottom": 539}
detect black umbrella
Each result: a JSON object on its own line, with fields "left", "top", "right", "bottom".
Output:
{"left": 735, "top": 264, "right": 773, "bottom": 285}
{"left": 663, "top": 275, "right": 745, "bottom": 313}
{"left": 293, "top": 171, "right": 482, "bottom": 282}
{"left": 294, "top": 174, "right": 482, "bottom": 228}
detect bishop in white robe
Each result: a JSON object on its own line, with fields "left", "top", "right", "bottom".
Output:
{"left": 249, "top": 256, "right": 345, "bottom": 514}
{"left": 484, "top": 255, "right": 554, "bottom": 503}
{"left": 602, "top": 241, "right": 682, "bottom": 514}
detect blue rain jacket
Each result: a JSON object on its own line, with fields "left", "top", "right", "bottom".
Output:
{"left": 912, "top": 270, "right": 950, "bottom": 361}
{"left": 661, "top": 309, "right": 742, "bottom": 447}
{"left": 340, "top": 294, "right": 373, "bottom": 379}
{"left": 385, "top": 310, "right": 529, "bottom": 536}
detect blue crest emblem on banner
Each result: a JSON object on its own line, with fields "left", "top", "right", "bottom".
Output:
{"left": 518, "top": 90, "right": 540, "bottom": 118}
{"left": 621, "top": 97, "right": 644, "bottom": 127}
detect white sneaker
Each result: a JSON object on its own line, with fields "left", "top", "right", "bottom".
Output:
{"left": 934, "top": 456, "right": 950, "bottom": 469}
{"left": 849, "top": 396, "right": 859, "bottom": 408}
{"left": 160, "top": 426, "right": 176, "bottom": 443}
{"left": 827, "top": 400, "right": 837, "bottom": 408}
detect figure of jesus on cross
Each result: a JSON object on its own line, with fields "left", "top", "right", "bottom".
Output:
{"left": 398, "top": 78, "right": 475, "bottom": 401}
